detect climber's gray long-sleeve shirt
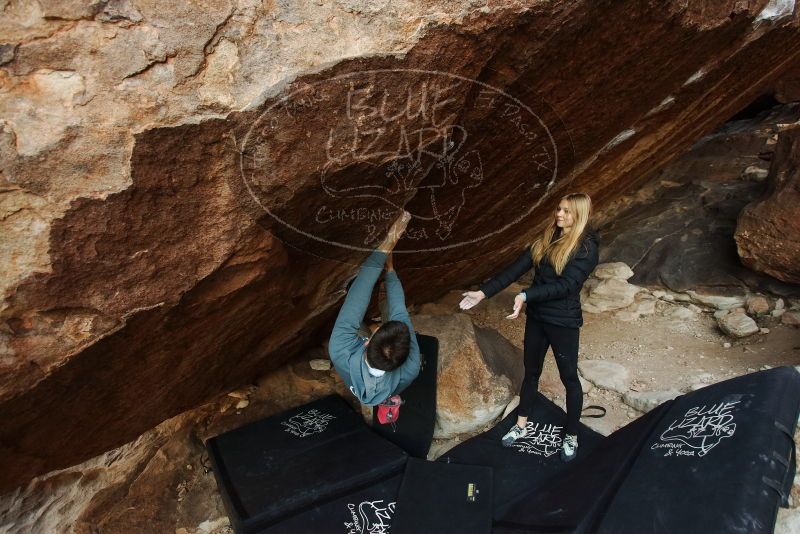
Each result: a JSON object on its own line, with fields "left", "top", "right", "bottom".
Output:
{"left": 328, "top": 250, "right": 420, "bottom": 406}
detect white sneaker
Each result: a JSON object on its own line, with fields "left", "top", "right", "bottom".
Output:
{"left": 502, "top": 424, "right": 527, "bottom": 447}
{"left": 561, "top": 433, "right": 578, "bottom": 462}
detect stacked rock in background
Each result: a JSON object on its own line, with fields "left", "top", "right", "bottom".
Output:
{"left": 581, "top": 262, "right": 646, "bottom": 319}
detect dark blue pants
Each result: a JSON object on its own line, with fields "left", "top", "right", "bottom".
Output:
{"left": 519, "top": 316, "right": 582, "bottom": 434}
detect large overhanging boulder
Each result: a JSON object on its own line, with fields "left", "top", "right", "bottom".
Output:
{"left": 1, "top": 0, "right": 800, "bottom": 494}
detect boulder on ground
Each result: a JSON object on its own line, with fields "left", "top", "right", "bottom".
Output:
{"left": 782, "top": 310, "right": 800, "bottom": 327}
{"left": 746, "top": 295, "right": 770, "bottom": 315}
{"left": 717, "top": 312, "right": 759, "bottom": 338}
{"left": 735, "top": 124, "right": 800, "bottom": 285}
{"left": 582, "top": 278, "right": 641, "bottom": 313}
{"left": 411, "top": 314, "right": 523, "bottom": 439}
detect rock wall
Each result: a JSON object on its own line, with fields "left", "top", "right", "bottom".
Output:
{"left": 597, "top": 103, "right": 800, "bottom": 296}
{"left": 736, "top": 119, "right": 800, "bottom": 283}
{"left": 2, "top": 0, "right": 800, "bottom": 493}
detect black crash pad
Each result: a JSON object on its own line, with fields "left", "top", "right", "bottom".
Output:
{"left": 496, "top": 366, "right": 800, "bottom": 534}
{"left": 438, "top": 391, "right": 604, "bottom": 517}
{"left": 206, "top": 395, "right": 408, "bottom": 534}
{"left": 392, "top": 458, "right": 494, "bottom": 534}
{"left": 372, "top": 333, "right": 439, "bottom": 458}
{"left": 260, "top": 473, "right": 403, "bottom": 534}
{"left": 599, "top": 366, "right": 800, "bottom": 533}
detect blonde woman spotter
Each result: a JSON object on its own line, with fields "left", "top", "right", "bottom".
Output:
{"left": 459, "top": 193, "right": 599, "bottom": 462}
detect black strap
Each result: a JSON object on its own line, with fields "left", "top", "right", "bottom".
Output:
{"left": 581, "top": 405, "right": 607, "bottom": 418}
{"left": 772, "top": 449, "right": 790, "bottom": 469}
{"left": 773, "top": 418, "right": 797, "bottom": 507}
{"left": 762, "top": 476, "right": 788, "bottom": 501}
{"left": 774, "top": 419, "right": 794, "bottom": 438}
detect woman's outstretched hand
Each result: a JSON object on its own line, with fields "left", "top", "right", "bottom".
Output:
{"left": 459, "top": 290, "right": 486, "bottom": 310}
{"left": 506, "top": 294, "right": 525, "bottom": 319}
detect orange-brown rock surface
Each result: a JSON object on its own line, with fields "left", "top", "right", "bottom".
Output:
{"left": 776, "top": 70, "right": 800, "bottom": 103}
{"left": 735, "top": 120, "right": 800, "bottom": 284}
{"left": 2, "top": 0, "right": 800, "bottom": 494}
{"left": 412, "top": 314, "right": 523, "bottom": 438}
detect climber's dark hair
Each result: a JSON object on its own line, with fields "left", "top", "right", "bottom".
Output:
{"left": 366, "top": 320, "right": 410, "bottom": 371}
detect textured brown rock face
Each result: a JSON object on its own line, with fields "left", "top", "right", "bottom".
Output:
{"left": 2, "top": 1, "right": 800, "bottom": 493}
{"left": 776, "top": 71, "right": 800, "bottom": 103}
{"left": 735, "top": 122, "right": 800, "bottom": 284}
{"left": 412, "top": 314, "right": 523, "bottom": 438}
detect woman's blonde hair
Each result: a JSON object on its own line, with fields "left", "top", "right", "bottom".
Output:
{"left": 530, "top": 193, "right": 593, "bottom": 275}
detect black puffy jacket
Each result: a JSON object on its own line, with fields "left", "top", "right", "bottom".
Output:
{"left": 479, "top": 229, "right": 600, "bottom": 328}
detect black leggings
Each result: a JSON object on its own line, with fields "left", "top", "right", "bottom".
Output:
{"left": 519, "top": 316, "right": 582, "bottom": 434}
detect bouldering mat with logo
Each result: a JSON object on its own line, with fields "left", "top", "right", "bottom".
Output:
{"left": 259, "top": 473, "right": 403, "bottom": 534}
{"left": 496, "top": 366, "right": 800, "bottom": 534}
{"left": 206, "top": 394, "right": 408, "bottom": 534}
{"left": 438, "top": 391, "right": 604, "bottom": 517}
{"left": 598, "top": 365, "right": 799, "bottom": 533}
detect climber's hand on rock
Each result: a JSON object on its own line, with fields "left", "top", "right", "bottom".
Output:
{"left": 506, "top": 294, "right": 525, "bottom": 319}
{"left": 459, "top": 290, "right": 485, "bottom": 310}
{"left": 378, "top": 210, "right": 411, "bottom": 253}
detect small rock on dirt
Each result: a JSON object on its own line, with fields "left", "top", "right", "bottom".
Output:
{"left": 309, "top": 358, "right": 331, "bottom": 371}
{"left": 740, "top": 165, "right": 769, "bottom": 182}
{"left": 717, "top": 313, "right": 759, "bottom": 338}
{"left": 746, "top": 295, "right": 770, "bottom": 315}
{"left": 782, "top": 311, "right": 800, "bottom": 326}
{"left": 578, "top": 361, "right": 630, "bottom": 394}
